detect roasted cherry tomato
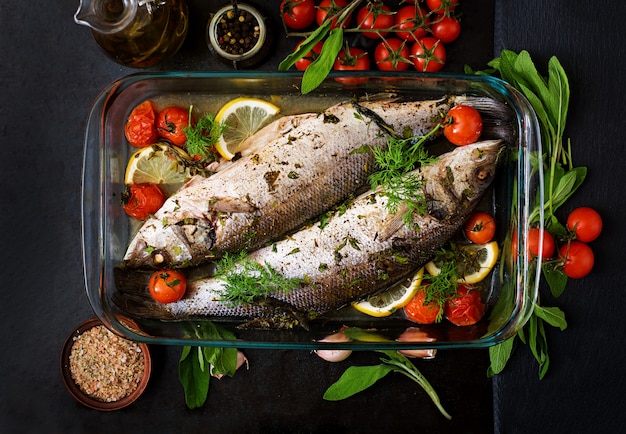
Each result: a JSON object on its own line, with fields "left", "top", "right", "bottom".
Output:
{"left": 124, "top": 100, "right": 158, "bottom": 148}
{"left": 281, "top": 0, "right": 316, "bottom": 30}
{"left": 356, "top": 2, "right": 394, "bottom": 39}
{"left": 426, "top": 0, "right": 459, "bottom": 15}
{"left": 394, "top": 5, "right": 430, "bottom": 41}
{"left": 410, "top": 37, "right": 446, "bottom": 72}
{"left": 444, "top": 285, "right": 486, "bottom": 326}
{"left": 148, "top": 269, "right": 187, "bottom": 303}
{"left": 567, "top": 207, "right": 603, "bottom": 242}
{"left": 559, "top": 241, "right": 594, "bottom": 279}
{"left": 294, "top": 40, "right": 324, "bottom": 71}
{"left": 122, "top": 184, "right": 166, "bottom": 220}
{"left": 444, "top": 105, "right": 483, "bottom": 146}
{"left": 333, "top": 47, "right": 370, "bottom": 84}
{"left": 430, "top": 15, "right": 461, "bottom": 43}
{"left": 528, "top": 227, "right": 556, "bottom": 259}
{"left": 464, "top": 211, "right": 496, "bottom": 244}
{"left": 374, "top": 38, "right": 411, "bottom": 71}
{"left": 316, "top": 0, "right": 350, "bottom": 29}
{"left": 156, "top": 106, "right": 190, "bottom": 147}
{"left": 403, "top": 288, "right": 441, "bottom": 324}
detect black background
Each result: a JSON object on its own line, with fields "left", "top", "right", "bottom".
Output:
{"left": 1, "top": 1, "right": 624, "bottom": 433}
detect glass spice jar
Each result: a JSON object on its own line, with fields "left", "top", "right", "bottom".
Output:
{"left": 206, "top": 2, "right": 273, "bottom": 69}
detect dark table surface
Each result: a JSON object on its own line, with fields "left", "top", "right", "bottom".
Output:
{"left": 2, "top": 1, "right": 625, "bottom": 433}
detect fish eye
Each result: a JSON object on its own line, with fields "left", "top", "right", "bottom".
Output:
{"left": 475, "top": 167, "right": 493, "bottom": 183}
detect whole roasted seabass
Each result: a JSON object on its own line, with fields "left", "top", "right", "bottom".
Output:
{"left": 115, "top": 140, "right": 503, "bottom": 327}
{"left": 122, "top": 96, "right": 507, "bottom": 269}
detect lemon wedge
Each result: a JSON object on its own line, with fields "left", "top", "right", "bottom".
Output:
{"left": 214, "top": 97, "right": 280, "bottom": 160}
{"left": 125, "top": 143, "right": 193, "bottom": 196}
{"left": 352, "top": 268, "right": 425, "bottom": 317}
{"left": 425, "top": 241, "right": 499, "bottom": 284}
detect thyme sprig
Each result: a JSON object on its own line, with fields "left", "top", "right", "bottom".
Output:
{"left": 214, "top": 252, "right": 302, "bottom": 305}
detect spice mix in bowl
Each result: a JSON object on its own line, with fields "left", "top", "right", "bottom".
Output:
{"left": 60, "top": 318, "right": 151, "bottom": 411}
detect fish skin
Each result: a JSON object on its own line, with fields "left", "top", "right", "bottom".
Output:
{"left": 114, "top": 140, "right": 503, "bottom": 323}
{"left": 121, "top": 97, "right": 465, "bottom": 269}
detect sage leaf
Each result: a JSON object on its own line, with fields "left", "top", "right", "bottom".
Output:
{"left": 488, "top": 337, "right": 515, "bottom": 377}
{"left": 323, "top": 364, "right": 395, "bottom": 401}
{"left": 301, "top": 28, "right": 343, "bottom": 94}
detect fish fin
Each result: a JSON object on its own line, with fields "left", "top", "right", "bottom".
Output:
{"left": 379, "top": 204, "right": 411, "bottom": 241}
{"left": 208, "top": 196, "right": 257, "bottom": 213}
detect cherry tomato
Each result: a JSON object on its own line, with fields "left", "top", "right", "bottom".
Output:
{"left": 464, "top": 211, "right": 496, "bottom": 244}
{"left": 444, "top": 285, "right": 486, "bottom": 326}
{"left": 410, "top": 37, "right": 446, "bottom": 72}
{"left": 527, "top": 227, "right": 556, "bottom": 259}
{"left": 316, "top": 0, "right": 350, "bottom": 29}
{"left": 403, "top": 288, "right": 441, "bottom": 324}
{"left": 124, "top": 100, "right": 158, "bottom": 148}
{"left": 356, "top": 2, "right": 394, "bottom": 39}
{"left": 281, "top": 0, "right": 316, "bottom": 30}
{"left": 559, "top": 241, "right": 594, "bottom": 279}
{"left": 148, "top": 269, "right": 187, "bottom": 303}
{"left": 430, "top": 15, "right": 461, "bottom": 44}
{"left": 333, "top": 47, "right": 370, "bottom": 84}
{"left": 122, "top": 184, "right": 166, "bottom": 220}
{"left": 374, "top": 38, "right": 411, "bottom": 71}
{"left": 426, "top": 0, "right": 459, "bottom": 15}
{"left": 444, "top": 105, "right": 483, "bottom": 146}
{"left": 156, "top": 106, "right": 190, "bottom": 147}
{"left": 394, "top": 5, "right": 430, "bottom": 42}
{"left": 566, "top": 207, "right": 603, "bottom": 242}
{"left": 294, "top": 40, "right": 324, "bottom": 71}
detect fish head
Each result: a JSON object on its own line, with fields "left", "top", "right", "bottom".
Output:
{"left": 122, "top": 218, "right": 216, "bottom": 268}
{"left": 425, "top": 139, "right": 503, "bottom": 219}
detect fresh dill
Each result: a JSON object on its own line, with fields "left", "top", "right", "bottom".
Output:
{"left": 421, "top": 260, "right": 459, "bottom": 322}
{"left": 183, "top": 106, "right": 229, "bottom": 161}
{"left": 368, "top": 125, "right": 441, "bottom": 224}
{"left": 214, "top": 252, "right": 302, "bottom": 305}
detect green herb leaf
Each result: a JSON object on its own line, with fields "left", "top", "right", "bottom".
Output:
{"left": 487, "top": 337, "right": 515, "bottom": 377}
{"left": 178, "top": 346, "right": 211, "bottom": 409}
{"left": 542, "top": 262, "right": 568, "bottom": 298}
{"left": 323, "top": 364, "right": 395, "bottom": 400}
{"left": 301, "top": 28, "right": 344, "bottom": 94}
{"left": 534, "top": 304, "right": 567, "bottom": 331}
{"left": 278, "top": 20, "right": 332, "bottom": 71}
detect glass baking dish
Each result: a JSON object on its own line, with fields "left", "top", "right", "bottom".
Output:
{"left": 81, "top": 71, "right": 542, "bottom": 350}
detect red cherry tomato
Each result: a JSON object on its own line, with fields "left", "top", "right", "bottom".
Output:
{"left": 426, "top": 0, "right": 459, "bottom": 15}
{"left": 356, "top": 2, "right": 394, "bottom": 39}
{"left": 403, "top": 288, "right": 441, "bottom": 324}
{"left": 316, "top": 0, "right": 350, "bottom": 29}
{"left": 430, "top": 15, "right": 461, "bottom": 44}
{"left": 559, "top": 241, "right": 594, "bottom": 279}
{"left": 294, "top": 40, "right": 324, "bottom": 71}
{"left": 566, "top": 207, "right": 603, "bottom": 242}
{"left": 444, "top": 105, "right": 483, "bottom": 146}
{"left": 374, "top": 38, "right": 411, "bottom": 71}
{"left": 394, "top": 5, "right": 430, "bottom": 42}
{"left": 156, "top": 106, "right": 190, "bottom": 147}
{"left": 464, "top": 211, "right": 496, "bottom": 244}
{"left": 527, "top": 227, "right": 556, "bottom": 259}
{"left": 333, "top": 47, "right": 370, "bottom": 85}
{"left": 281, "top": 0, "right": 316, "bottom": 30}
{"left": 444, "top": 285, "right": 485, "bottom": 326}
{"left": 124, "top": 100, "right": 158, "bottom": 148}
{"left": 148, "top": 269, "right": 187, "bottom": 303}
{"left": 410, "top": 37, "right": 446, "bottom": 72}
{"left": 122, "top": 184, "right": 166, "bottom": 220}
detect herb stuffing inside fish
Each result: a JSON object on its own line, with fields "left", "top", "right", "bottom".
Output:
{"left": 121, "top": 96, "right": 483, "bottom": 269}
{"left": 114, "top": 140, "right": 503, "bottom": 328}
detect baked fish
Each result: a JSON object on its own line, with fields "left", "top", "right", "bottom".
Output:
{"left": 122, "top": 96, "right": 479, "bottom": 269}
{"left": 114, "top": 140, "right": 503, "bottom": 326}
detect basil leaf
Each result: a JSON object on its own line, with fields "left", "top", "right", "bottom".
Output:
{"left": 547, "top": 56, "right": 570, "bottom": 135}
{"left": 301, "top": 28, "right": 344, "bottom": 94}
{"left": 323, "top": 364, "right": 395, "bottom": 401}
{"left": 542, "top": 262, "right": 568, "bottom": 297}
{"left": 536, "top": 319, "right": 550, "bottom": 379}
{"left": 488, "top": 337, "right": 515, "bottom": 377}
{"left": 534, "top": 304, "right": 567, "bottom": 331}
{"left": 278, "top": 20, "right": 331, "bottom": 71}
{"left": 179, "top": 346, "right": 211, "bottom": 409}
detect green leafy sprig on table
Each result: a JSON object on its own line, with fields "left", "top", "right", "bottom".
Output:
{"left": 468, "top": 50, "right": 585, "bottom": 379}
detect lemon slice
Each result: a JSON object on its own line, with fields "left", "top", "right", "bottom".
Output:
{"left": 425, "top": 241, "right": 499, "bottom": 284}
{"left": 125, "top": 143, "right": 193, "bottom": 196}
{"left": 214, "top": 97, "right": 280, "bottom": 160}
{"left": 352, "top": 268, "right": 425, "bottom": 317}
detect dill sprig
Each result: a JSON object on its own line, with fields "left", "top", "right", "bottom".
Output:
{"left": 369, "top": 125, "right": 441, "bottom": 223}
{"left": 183, "top": 106, "right": 229, "bottom": 162}
{"left": 214, "top": 252, "right": 302, "bottom": 306}
{"left": 421, "top": 260, "right": 459, "bottom": 322}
